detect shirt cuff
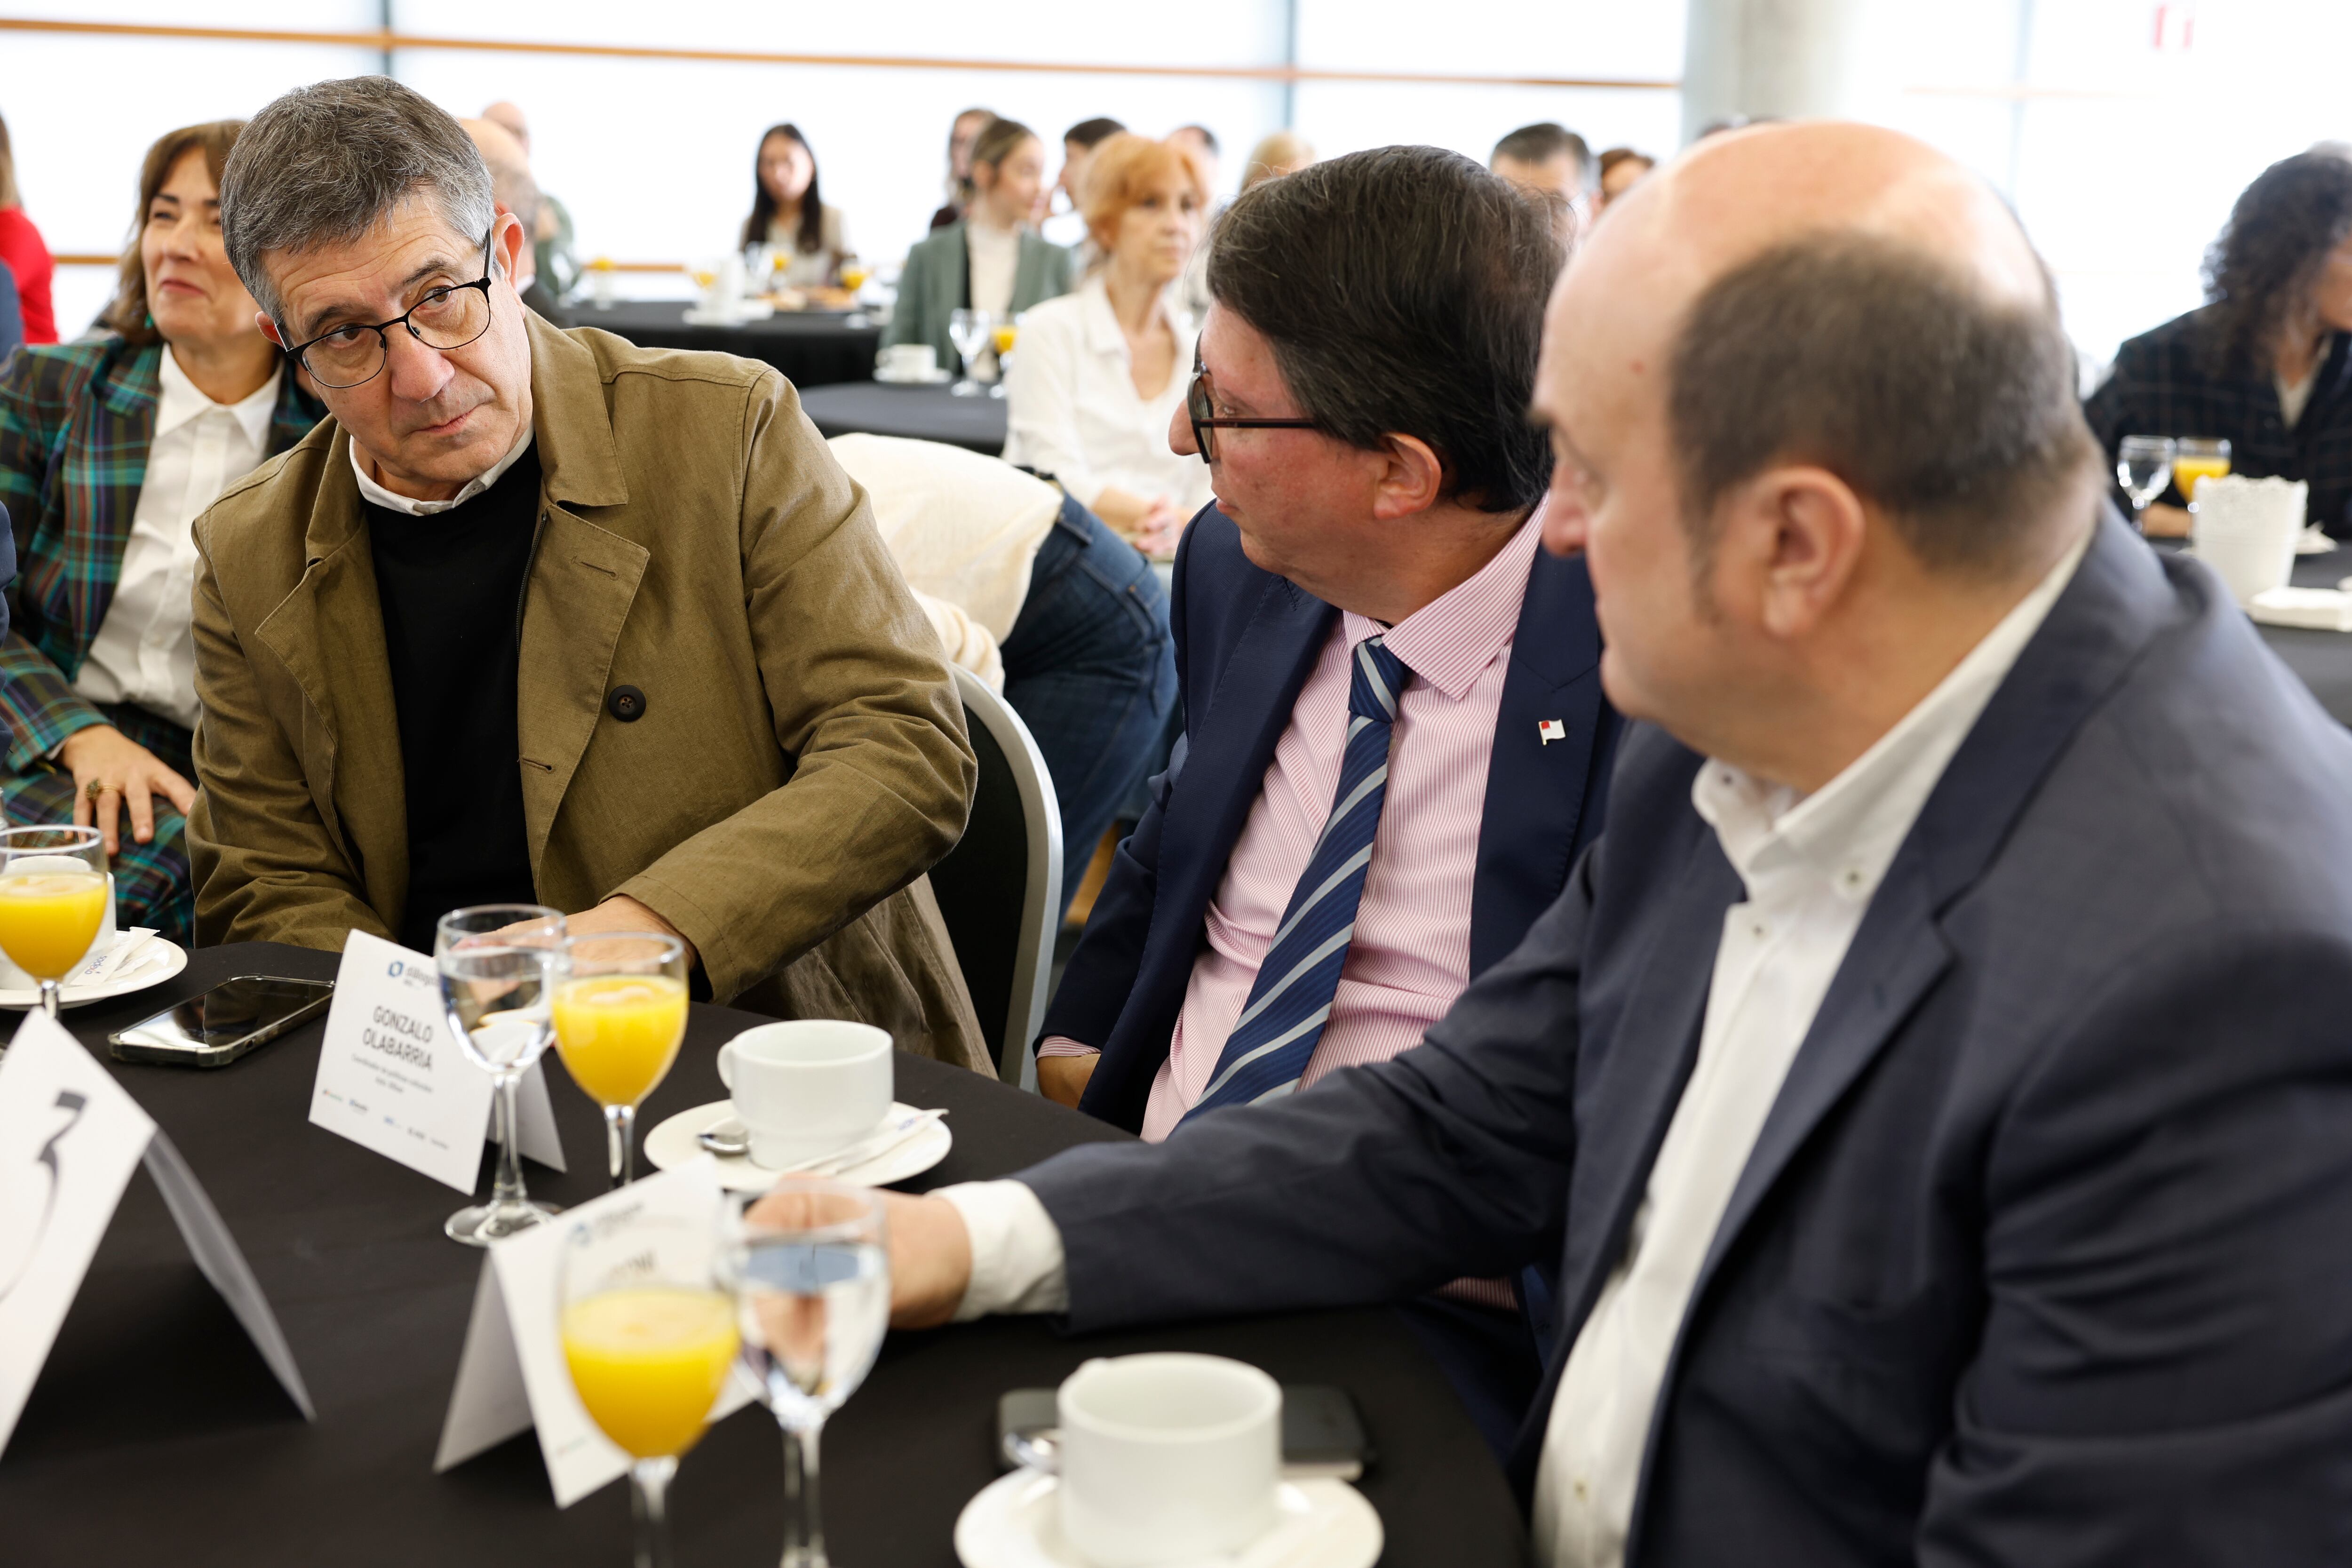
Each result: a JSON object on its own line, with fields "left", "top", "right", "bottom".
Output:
{"left": 1035, "top": 1035, "right": 1099, "bottom": 1060}
{"left": 936, "top": 1178, "right": 1070, "bottom": 1322}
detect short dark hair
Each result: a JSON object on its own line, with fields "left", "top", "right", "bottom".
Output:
{"left": 1492, "top": 122, "right": 1590, "bottom": 179}
{"left": 1064, "top": 117, "right": 1127, "bottom": 151}
{"left": 1668, "top": 233, "right": 2097, "bottom": 576}
{"left": 1208, "top": 144, "right": 1561, "bottom": 514}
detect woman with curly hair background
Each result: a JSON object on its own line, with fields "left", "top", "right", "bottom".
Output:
{"left": 2086, "top": 149, "right": 2352, "bottom": 537}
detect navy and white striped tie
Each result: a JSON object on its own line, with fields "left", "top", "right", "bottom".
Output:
{"left": 1179, "top": 635, "right": 1410, "bottom": 1126}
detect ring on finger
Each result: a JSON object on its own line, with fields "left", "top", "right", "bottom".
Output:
{"left": 84, "top": 780, "right": 120, "bottom": 802}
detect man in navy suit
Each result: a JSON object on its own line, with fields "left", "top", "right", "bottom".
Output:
{"left": 767, "top": 123, "right": 2352, "bottom": 1563}
{"left": 1030, "top": 146, "right": 1621, "bottom": 1448}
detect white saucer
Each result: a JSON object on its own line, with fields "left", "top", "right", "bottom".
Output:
{"left": 874, "top": 366, "right": 953, "bottom": 385}
{"left": 0, "top": 936, "right": 188, "bottom": 1011}
{"left": 642, "top": 1099, "right": 951, "bottom": 1192}
{"left": 955, "top": 1471, "right": 1381, "bottom": 1568}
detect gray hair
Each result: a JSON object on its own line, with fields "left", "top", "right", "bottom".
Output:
{"left": 221, "top": 75, "right": 495, "bottom": 324}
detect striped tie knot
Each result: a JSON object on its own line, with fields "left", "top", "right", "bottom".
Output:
{"left": 1350, "top": 635, "right": 1407, "bottom": 725}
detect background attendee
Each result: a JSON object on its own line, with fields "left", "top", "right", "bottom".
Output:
{"left": 1595, "top": 145, "right": 1655, "bottom": 214}
{"left": 929, "top": 106, "right": 995, "bottom": 231}
{"left": 1491, "top": 121, "right": 1592, "bottom": 247}
{"left": 480, "top": 100, "right": 576, "bottom": 302}
{"left": 1240, "top": 129, "right": 1315, "bottom": 191}
{"left": 201, "top": 76, "right": 987, "bottom": 1071}
{"left": 820, "top": 121, "right": 2352, "bottom": 1568}
{"left": 1047, "top": 116, "right": 1128, "bottom": 254}
{"left": 886, "top": 117, "right": 1074, "bottom": 376}
{"left": 1168, "top": 124, "right": 1222, "bottom": 196}
{"left": 832, "top": 433, "right": 1175, "bottom": 917}
{"left": 460, "top": 118, "right": 570, "bottom": 326}
{"left": 0, "top": 120, "right": 323, "bottom": 943}
{"left": 2086, "top": 149, "right": 2352, "bottom": 537}
{"left": 1005, "top": 133, "right": 1212, "bottom": 557}
{"left": 0, "top": 110, "right": 56, "bottom": 344}
{"left": 1170, "top": 123, "right": 1225, "bottom": 320}
{"left": 1032, "top": 146, "right": 1620, "bottom": 1453}
{"left": 739, "top": 122, "right": 853, "bottom": 289}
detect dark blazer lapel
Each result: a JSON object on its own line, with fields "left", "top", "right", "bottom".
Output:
{"left": 1473, "top": 548, "right": 1609, "bottom": 974}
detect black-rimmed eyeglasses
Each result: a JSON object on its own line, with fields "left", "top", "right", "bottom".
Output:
{"left": 282, "top": 229, "right": 498, "bottom": 390}
{"left": 1186, "top": 352, "right": 1319, "bottom": 462}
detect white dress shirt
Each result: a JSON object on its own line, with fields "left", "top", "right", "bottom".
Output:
{"left": 72, "top": 349, "right": 282, "bottom": 730}
{"left": 1000, "top": 274, "right": 1212, "bottom": 518}
{"left": 939, "top": 526, "right": 2093, "bottom": 1557}
{"left": 350, "top": 425, "right": 535, "bottom": 517}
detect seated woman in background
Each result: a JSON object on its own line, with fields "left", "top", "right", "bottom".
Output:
{"left": 740, "top": 122, "right": 853, "bottom": 288}
{"left": 0, "top": 110, "right": 57, "bottom": 344}
{"left": 886, "top": 117, "right": 1075, "bottom": 375}
{"left": 1240, "top": 129, "right": 1315, "bottom": 192}
{"left": 0, "top": 120, "right": 324, "bottom": 943}
{"left": 2087, "top": 150, "right": 2352, "bottom": 537}
{"left": 1004, "top": 133, "right": 1212, "bottom": 557}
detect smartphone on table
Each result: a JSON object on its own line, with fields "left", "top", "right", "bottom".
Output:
{"left": 107, "top": 975, "right": 336, "bottom": 1068}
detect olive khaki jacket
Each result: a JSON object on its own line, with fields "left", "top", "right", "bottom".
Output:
{"left": 186, "top": 314, "right": 990, "bottom": 1073}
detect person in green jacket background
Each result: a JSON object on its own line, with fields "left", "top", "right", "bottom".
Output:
{"left": 884, "top": 117, "right": 1076, "bottom": 378}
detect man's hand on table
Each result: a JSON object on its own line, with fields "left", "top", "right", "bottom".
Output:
{"left": 747, "top": 1185, "right": 974, "bottom": 1328}
{"left": 569, "top": 894, "right": 699, "bottom": 968}
{"left": 1038, "top": 1053, "right": 1097, "bottom": 1109}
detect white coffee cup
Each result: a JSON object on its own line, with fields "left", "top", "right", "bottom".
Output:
{"left": 878, "top": 342, "right": 937, "bottom": 379}
{"left": 1047, "top": 1353, "right": 1282, "bottom": 1567}
{"left": 716, "top": 1020, "right": 892, "bottom": 1169}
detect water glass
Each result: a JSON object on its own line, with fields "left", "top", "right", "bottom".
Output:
{"left": 0, "top": 826, "right": 108, "bottom": 1021}
{"left": 553, "top": 932, "right": 690, "bottom": 1188}
{"left": 948, "top": 308, "right": 993, "bottom": 397}
{"left": 2116, "top": 434, "right": 2177, "bottom": 531}
{"left": 725, "top": 1183, "right": 891, "bottom": 1568}
{"left": 437, "top": 903, "right": 566, "bottom": 1246}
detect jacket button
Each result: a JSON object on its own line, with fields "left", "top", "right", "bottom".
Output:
{"left": 606, "top": 685, "right": 646, "bottom": 723}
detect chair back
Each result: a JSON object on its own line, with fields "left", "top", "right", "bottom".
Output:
{"left": 928, "top": 667, "right": 1063, "bottom": 1085}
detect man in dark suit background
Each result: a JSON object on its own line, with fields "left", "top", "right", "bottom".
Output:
{"left": 773, "top": 122, "right": 2352, "bottom": 1563}
{"left": 1031, "top": 146, "right": 1621, "bottom": 1451}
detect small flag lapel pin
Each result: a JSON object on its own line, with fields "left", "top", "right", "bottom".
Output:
{"left": 1538, "top": 719, "right": 1567, "bottom": 745}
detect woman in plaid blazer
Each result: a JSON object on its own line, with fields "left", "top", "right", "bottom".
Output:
{"left": 0, "top": 121, "right": 322, "bottom": 945}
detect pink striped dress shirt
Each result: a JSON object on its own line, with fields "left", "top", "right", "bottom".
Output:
{"left": 1036, "top": 510, "right": 1545, "bottom": 1147}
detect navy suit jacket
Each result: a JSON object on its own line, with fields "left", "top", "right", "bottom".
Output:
{"left": 1049, "top": 503, "right": 1622, "bottom": 1132}
{"left": 1019, "top": 512, "right": 2352, "bottom": 1563}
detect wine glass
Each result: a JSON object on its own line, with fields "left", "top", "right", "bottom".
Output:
{"left": 2174, "top": 437, "right": 2233, "bottom": 512}
{"left": 552, "top": 932, "right": 690, "bottom": 1189}
{"left": 2117, "top": 435, "right": 2178, "bottom": 532}
{"left": 948, "top": 308, "right": 993, "bottom": 397}
{"left": 436, "top": 904, "right": 566, "bottom": 1246}
{"left": 559, "top": 1203, "right": 737, "bottom": 1568}
{"left": 0, "top": 826, "right": 108, "bottom": 1020}
{"left": 725, "top": 1183, "right": 890, "bottom": 1568}
{"left": 989, "top": 321, "right": 1018, "bottom": 399}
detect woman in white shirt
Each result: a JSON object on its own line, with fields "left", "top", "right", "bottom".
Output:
{"left": 739, "top": 123, "right": 853, "bottom": 289}
{"left": 0, "top": 122, "right": 324, "bottom": 943}
{"left": 1003, "top": 133, "right": 1212, "bottom": 557}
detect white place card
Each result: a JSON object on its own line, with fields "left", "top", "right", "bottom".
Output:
{"left": 309, "top": 930, "right": 564, "bottom": 1192}
{"left": 0, "top": 1011, "right": 313, "bottom": 1454}
{"left": 434, "top": 1158, "right": 759, "bottom": 1505}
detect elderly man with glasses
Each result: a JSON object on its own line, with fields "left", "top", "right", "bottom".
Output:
{"left": 1030, "top": 145, "right": 1624, "bottom": 1454}
{"left": 189, "top": 76, "right": 989, "bottom": 1073}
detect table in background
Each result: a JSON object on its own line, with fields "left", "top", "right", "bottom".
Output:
{"left": 2254, "top": 541, "right": 2352, "bottom": 724}
{"left": 581, "top": 301, "right": 882, "bottom": 388}
{"left": 2, "top": 943, "right": 1525, "bottom": 1567}
{"left": 800, "top": 382, "right": 1009, "bottom": 456}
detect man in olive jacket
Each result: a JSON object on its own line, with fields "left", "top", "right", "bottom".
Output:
{"left": 189, "top": 76, "right": 987, "bottom": 1072}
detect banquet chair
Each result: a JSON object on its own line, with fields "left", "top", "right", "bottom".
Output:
{"left": 928, "top": 666, "right": 1064, "bottom": 1087}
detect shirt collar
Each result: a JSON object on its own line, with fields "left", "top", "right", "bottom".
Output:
{"left": 1692, "top": 523, "right": 2093, "bottom": 904}
{"left": 154, "top": 345, "right": 283, "bottom": 448}
{"left": 351, "top": 424, "right": 537, "bottom": 517}
{"left": 1342, "top": 503, "right": 1545, "bottom": 701}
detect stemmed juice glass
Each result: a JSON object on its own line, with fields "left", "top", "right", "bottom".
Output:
{"left": 948, "top": 308, "right": 993, "bottom": 397}
{"left": 437, "top": 903, "right": 566, "bottom": 1246}
{"left": 989, "top": 320, "right": 1018, "bottom": 399}
{"left": 0, "top": 826, "right": 108, "bottom": 1021}
{"left": 2174, "top": 437, "right": 2233, "bottom": 510}
{"left": 725, "top": 1183, "right": 891, "bottom": 1568}
{"left": 560, "top": 1204, "right": 738, "bottom": 1568}
{"left": 838, "top": 258, "right": 872, "bottom": 327}
{"left": 552, "top": 932, "right": 690, "bottom": 1188}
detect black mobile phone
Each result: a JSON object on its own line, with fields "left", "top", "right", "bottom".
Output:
{"left": 106, "top": 975, "right": 336, "bottom": 1068}
{"left": 995, "top": 1383, "right": 1374, "bottom": 1480}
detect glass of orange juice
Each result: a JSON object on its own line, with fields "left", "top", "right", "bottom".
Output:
{"left": 0, "top": 826, "right": 109, "bottom": 1019}
{"left": 559, "top": 1205, "right": 736, "bottom": 1568}
{"left": 554, "top": 933, "right": 691, "bottom": 1188}
{"left": 2174, "top": 437, "right": 2232, "bottom": 509}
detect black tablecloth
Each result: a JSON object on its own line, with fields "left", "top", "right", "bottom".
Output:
{"left": 580, "top": 301, "right": 882, "bottom": 389}
{"left": 2, "top": 943, "right": 1525, "bottom": 1567}
{"left": 2253, "top": 541, "right": 2352, "bottom": 724}
{"left": 799, "top": 382, "right": 1010, "bottom": 456}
